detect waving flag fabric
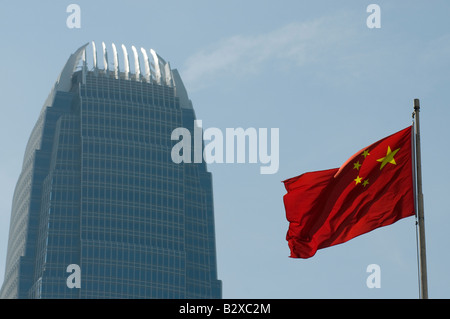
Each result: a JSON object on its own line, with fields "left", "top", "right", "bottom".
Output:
{"left": 283, "top": 126, "right": 415, "bottom": 258}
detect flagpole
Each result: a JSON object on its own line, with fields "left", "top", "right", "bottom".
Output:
{"left": 413, "top": 98, "right": 428, "bottom": 299}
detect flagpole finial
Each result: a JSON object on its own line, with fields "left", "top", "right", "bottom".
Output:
{"left": 414, "top": 98, "right": 420, "bottom": 111}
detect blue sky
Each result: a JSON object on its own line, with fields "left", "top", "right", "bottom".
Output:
{"left": 1, "top": 1, "right": 449, "bottom": 298}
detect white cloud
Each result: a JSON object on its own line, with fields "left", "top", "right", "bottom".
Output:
{"left": 182, "top": 14, "right": 356, "bottom": 90}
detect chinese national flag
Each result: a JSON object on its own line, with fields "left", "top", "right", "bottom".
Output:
{"left": 283, "top": 126, "right": 415, "bottom": 258}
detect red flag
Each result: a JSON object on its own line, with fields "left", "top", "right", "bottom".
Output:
{"left": 283, "top": 126, "right": 415, "bottom": 258}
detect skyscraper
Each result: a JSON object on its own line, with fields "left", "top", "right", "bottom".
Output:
{"left": 0, "top": 42, "right": 222, "bottom": 299}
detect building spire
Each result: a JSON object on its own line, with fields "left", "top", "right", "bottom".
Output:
{"left": 131, "top": 45, "right": 141, "bottom": 81}
{"left": 121, "top": 44, "right": 130, "bottom": 80}
{"left": 102, "top": 42, "right": 109, "bottom": 72}
{"left": 92, "top": 41, "right": 97, "bottom": 70}
{"left": 112, "top": 43, "right": 119, "bottom": 79}
{"left": 141, "top": 47, "right": 151, "bottom": 83}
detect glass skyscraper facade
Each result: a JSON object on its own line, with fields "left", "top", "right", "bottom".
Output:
{"left": 0, "top": 42, "right": 222, "bottom": 299}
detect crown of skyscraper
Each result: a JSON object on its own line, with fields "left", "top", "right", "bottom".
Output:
{"left": 83, "top": 41, "right": 174, "bottom": 87}
{"left": 48, "top": 42, "right": 192, "bottom": 111}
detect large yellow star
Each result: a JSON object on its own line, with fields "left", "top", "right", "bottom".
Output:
{"left": 377, "top": 146, "right": 400, "bottom": 170}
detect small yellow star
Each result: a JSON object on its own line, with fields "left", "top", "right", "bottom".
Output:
{"left": 354, "top": 175, "right": 362, "bottom": 185}
{"left": 363, "top": 179, "right": 369, "bottom": 187}
{"left": 353, "top": 161, "right": 361, "bottom": 170}
{"left": 362, "top": 150, "right": 370, "bottom": 158}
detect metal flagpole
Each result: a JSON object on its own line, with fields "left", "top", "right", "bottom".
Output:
{"left": 413, "top": 98, "right": 428, "bottom": 299}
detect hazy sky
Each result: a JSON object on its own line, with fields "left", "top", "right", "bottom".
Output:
{"left": 0, "top": 1, "right": 449, "bottom": 298}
